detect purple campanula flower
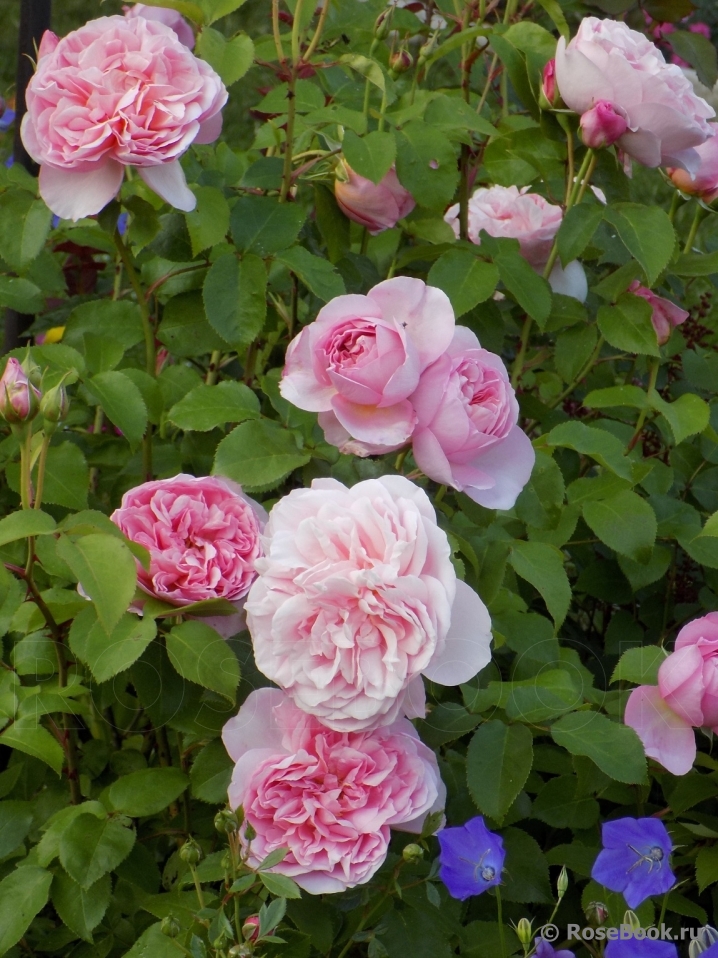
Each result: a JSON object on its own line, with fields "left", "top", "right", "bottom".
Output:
{"left": 438, "top": 816, "right": 505, "bottom": 900}
{"left": 605, "top": 939, "right": 678, "bottom": 957}
{"left": 591, "top": 817, "right": 675, "bottom": 909}
{"left": 535, "top": 938, "right": 574, "bottom": 957}
{"left": 0, "top": 108, "right": 15, "bottom": 133}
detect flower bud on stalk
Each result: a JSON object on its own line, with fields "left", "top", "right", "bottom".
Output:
{"left": 579, "top": 100, "right": 628, "bottom": 149}
{"left": 585, "top": 901, "right": 608, "bottom": 927}
{"left": 39, "top": 382, "right": 69, "bottom": 432}
{"left": 690, "top": 926, "right": 718, "bottom": 957}
{"left": 161, "top": 915, "right": 181, "bottom": 938}
{"left": 390, "top": 49, "right": 413, "bottom": 76}
{"left": 374, "top": 8, "right": 392, "bottom": 41}
{"left": 539, "top": 59, "right": 564, "bottom": 110}
{"left": 215, "top": 808, "right": 239, "bottom": 834}
{"left": 557, "top": 865, "right": 569, "bottom": 900}
{"left": 402, "top": 843, "right": 424, "bottom": 864}
{"left": 242, "top": 916, "right": 261, "bottom": 942}
{"left": 0, "top": 358, "right": 41, "bottom": 425}
{"left": 622, "top": 911, "right": 641, "bottom": 935}
{"left": 179, "top": 838, "right": 203, "bottom": 865}
{"left": 516, "top": 918, "right": 533, "bottom": 948}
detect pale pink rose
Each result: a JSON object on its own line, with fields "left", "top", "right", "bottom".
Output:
{"left": 628, "top": 281, "right": 689, "bottom": 345}
{"left": 334, "top": 162, "right": 415, "bottom": 234}
{"left": 111, "top": 474, "right": 266, "bottom": 607}
{"left": 280, "top": 277, "right": 455, "bottom": 453}
{"left": 124, "top": 4, "right": 195, "bottom": 48}
{"left": 245, "top": 476, "right": 492, "bottom": 731}
{"left": 555, "top": 17, "right": 714, "bottom": 173}
{"left": 580, "top": 100, "right": 628, "bottom": 149}
{"left": 410, "top": 328, "right": 535, "bottom": 510}
{"left": 222, "top": 688, "right": 445, "bottom": 893}
{"left": 624, "top": 685, "right": 695, "bottom": 776}
{"left": 668, "top": 126, "right": 718, "bottom": 203}
{"left": 20, "top": 16, "right": 227, "bottom": 221}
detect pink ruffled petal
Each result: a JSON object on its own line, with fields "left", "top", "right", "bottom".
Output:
{"left": 331, "top": 394, "right": 417, "bottom": 446}
{"left": 221, "top": 687, "right": 286, "bottom": 762}
{"left": 453, "top": 426, "right": 536, "bottom": 511}
{"left": 658, "top": 646, "right": 707, "bottom": 727}
{"left": 368, "top": 277, "right": 455, "bottom": 368}
{"left": 624, "top": 685, "right": 696, "bottom": 776}
{"left": 421, "top": 580, "right": 492, "bottom": 685}
{"left": 195, "top": 110, "right": 224, "bottom": 144}
{"left": 137, "top": 160, "right": 196, "bottom": 212}
{"left": 38, "top": 161, "right": 124, "bottom": 221}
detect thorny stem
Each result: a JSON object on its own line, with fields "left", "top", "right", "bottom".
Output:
{"left": 206, "top": 350, "right": 222, "bottom": 386}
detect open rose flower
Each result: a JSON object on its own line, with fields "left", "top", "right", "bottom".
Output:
{"left": 555, "top": 17, "right": 714, "bottom": 173}
{"left": 668, "top": 126, "right": 718, "bottom": 203}
{"left": 124, "top": 3, "right": 195, "bottom": 48}
{"left": 245, "top": 475, "right": 492, "bottom": 731}
{"left": 628, "top": 281, "right": 689, "bottom": 345}
{"left": 334, "top": 161, "right": 415, "bottom": 234}
{"left": 624, "top": 612, "right": 718, "bottom": 776}
{"left": 222, "top": 688, "right": 444, "bottom": 893}
{"left": 111, "top": 474, "right": 266, "bottom": 609}
{"left": 280, "top": 277, "right": 455, "bottom": 454}
{"left": 21, "top": 15, "right": 227, "bottom": 221}
{"left": 410, "top": 327, "right": 535, "bottom": 510}
{"left": 444, "top": 185, "right": 587, "bottom": 301}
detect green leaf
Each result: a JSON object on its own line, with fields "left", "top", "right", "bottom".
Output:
{"left": 583, "top": 385, "right": 649, "bottom": 410}
{"left": 0, "top": 190, "right": 53, "bottom": 272}
{"left": 109, "top": 767, "right": 189, "bottom": 818}
{"left": 82, "top": 332, "right": 125, "bottom": 375}
{"left": 166, "top": 620, "right": 240, "bottom": 703}
{"left": 0, "top": 801, "right": 33, "bottom": 858}
{"left": 649, "top": 390, "right": 709, "bottom": 445}
{"left": 0, "top": 866, "right": 52, "bottom": 956}
{"left": 339, "top": 53, "right": 386, "bottom": 91}
{"left": 0, "top": 509, "right": 56, "bottom": 546}
{"left": 121, "top": 923, "right": 183, "bottom": 958}
{"left": 85, "top": 370, "right": 148, "bottom": 447}
{"left": 341, "top": 130, "right": 396, "bottom": 185}
{"left": 230, "top": 196, "right": 305, "bottom": 255}
{"left": 509, "top": 540, "right": 571, "bottom": 628}
{"left": 556, "top": 204, "right": 603, "bottom": 267}
{"left": 59, "top": 814, "right": 135, "bottom": 888}
{"left": 551, "top": 711, "right": 647, "bottom": 784}
{"left": 169, "top": 381, "right": 260, "bottom": 431}
{"left": 125, "top": 0, "right": 205, "bottom": 22}
{"left": 555, "top": 323, "right": 597, "bottom": 383}
{"left": 0, "top": 276, "right": 44, "bottom": 313}
{"left": 671, "top": 250, "right": 718, "bottom": 277}
{"left": 51, "top": 872, "right": 111, "bottom": 942}
{"left": 534, "top": 0, "right": 569, "bottom": 39}
{"left": 259, "top": 872, "right": 302, "bottom": 899}
{"left": 198, "top": 0, "right": 248, "bottom": 23}
{"left": 214, "top": 419, "right": 310, "bottom": 492}
{"left": 56, "top": 533, "right": 137, "bottom": 634}
{"left": 158, "top": 291, "right": 227, "bottom": 358}
{"left": 377, "top": 906, "right": 452, "bottom": 958}
{"left": 71, "top": 609, "right": 157, "bottom": 683}
{"left": 597, "top": 294, "right": 660, "bottom": 357}
{"left": 697, "top": 845, "right": 718, "bottom": 894}
{"left": 505, "top": 671, "right": 580, "bottom": 723}
{"left": 669, "top": 29, "right": 718, "bottom": 88}
{"left": 611, "top": 646, "right": 667, "bottom": 686}
{"left": 532, "top": 776, "right": 599, "bottom": 829}
{"left": 203, "top": 253, "right": 267, "bottom": 347}
{"left": 196, "top": 28, "right": 254, "bottom": 86}
{"left": 496, "top": 250, "right": 552, "bottom": 326}
{"left": 604, "top": 204, "right": 675, "bottom": 285}
{"left": 276, "top": 247, "right": 346, "bottom": 302}
{"left": 395, "top": 120, "right": 459, "bottom": 210}
{"left": 546, "top": 421, "right": 633, "bottom": 480}
{"left": 466, "top": 720, "right": 533, "bottom": 823}
{"left": 501, "top": 827, "right": 552, "bottom": 903}
{"left": 184, "top": 185, "right": 230, "bottom": 256}
{"left": 0, "top": 721, "right": 64, "bottom": 774}
{"left": 583, "top": 490, "right": 657, "bottom": 564}
{"left": 427, "top": 251, "right": 499, "bottom": 317}
{"left": 40, "top": 442, "right": 90, "bottom": 511}
{"left": 190, "top": 739, "right": 234, "bottom": 803}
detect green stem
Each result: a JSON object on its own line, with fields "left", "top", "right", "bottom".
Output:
{"left": 496, "top": 887, "right": 507, "bottom": 958}
{"left": 376, "top": 84, "right": 389, "bottom": 133}
{"left": 291, "top": 0, "right": 305, "bottom": 65}
{"left": 271, "top": 0, "right": 286, "bottom": 63}
{"left": 548, "top": 335, "right": 604, "bottom": 409}
{"left": 511, "top": 315, "right": 532, "bottom": 388}
{"left": 658, "top": 891, "right": 669, "bottom": 928}
{"left": 33, "top": 433, "right": 52, "bottom": 512}
{"left": 304, "top": 0, "right": 330, "bottom": 61}
{"left": 280, "top": 72, "right": 297, "bottom": 202}
{"left": 668, "top": 191, "right": 681, "bottom": 224}
{"left": 683, "top": 204, "right": 707, "bottom": 253}
{"left": 113, "top": 229, "right": 155, "bottom": 377}
{"left": 19, "top": 427, "right": 32, "bottom": 511}
{"left": 542, "top": 149, "right": 596, "bottom": 281}
{"left": 205, "top": 350, "right": 222, "bottom": 386}
{"left": 627, "top": 358, "right": 659, "bottom": 452}
{"left": 189, "top": 863, "right": 205, "bottom": 910}
{"left": 363, "top": 38, "right": 380, "bottom": 118}
{"left": 476, "top": 52, "right": 499, "bottom": 115}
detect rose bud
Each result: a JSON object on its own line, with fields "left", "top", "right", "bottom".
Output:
{"left": 242, "top": 916, "right": 261, "bottom": 942}
{"left": 0, "top": 358, "right": 41, "bottom": 424}
{"left": 39, "top": 381, "right": 69, "bottom": 427}
{"left": 390, "top": 49, "right": 413, "bottom": 75}
{"left": 539, "top": 59, "right": 562, "bottom": 109}
{"left": 580, "top": 100, "right": 628, "bottom": 149}
{"left": 334, "top": 160, "right": 415, "bottom": 235}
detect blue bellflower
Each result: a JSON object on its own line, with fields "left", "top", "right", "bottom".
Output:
{"left": 605, "top": 940, "right": 678, "bottom": 958}
{"left": 591, "top": 817, "right": 675, "bottom": 909}
{"left": 438, "top": 815, "right": 505, "bottom": 901}
{"left": 535, "top": 938, "right": 574, "bottom": 958}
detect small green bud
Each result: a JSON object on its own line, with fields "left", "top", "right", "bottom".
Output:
{"left": 622, "top": 911, "right": 641, "bottom": 934}
{"left": 244, "top": 822, "right": 257, "bottom": 842}
{"left": 402, "top": 843, "right": 424, "bottom": 864}
{"left": 179, "top": 838, "right": 202, "bottom": 865}
{"left": 221, "top": 850, "right": 233, "bottom": 871}
{"left": 585, "top": 901, "right": 608, "bottom": 927}
{"left": 228, "top": 946, "right": 252, "bottom": 958}
{"left": 161, "top": 915, "right": 181, "bottom": 938}
{"left": 215, "top": 808, "right": 239, "bottom": 835}
{"left": 557, "top": 865, "right": 569, "bottom": 900}
{"left": 40, "top": 382, "right": 69, "bottom": 426}
{"left": 390, "top": 49, "right": 413, "bottom": 76}
{"left": 374, "top": 9, "right": 392, "bottom": 40}
{"left": 516, "top": 918, "right": 532, "bottom": 948}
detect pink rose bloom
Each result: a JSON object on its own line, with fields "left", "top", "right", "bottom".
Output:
{"left": 111, "top": 474, "right": 266, "bottom": 607}
{"left": 625, "top": 613, "right": 718, "bottom": 776}
{"left": 20, "top": 16, "right": 227, "bottom": 221}
{"left": 334, "top": 161, "right": 415, "bottom": 234}
{"left": 245, "top": 475, "right": 492, "bottom": 731}
{"left": 280, "top": 277, "right": 455, "bottom": 454}
{"left": 124, "top": 4, "right": 195, "bottom": 48}
{"left": 222, "top": 688, "right": 444, "bottom": 893}
{"left": 555, "top": 17, "right": 714, "bottom": 173}
{"left": 410, "top": 328, "right": 535, "bottom": 510}
{"left": 580, "top": 100, "right": 628, "bottom": 149}
{"left": 668, "top": 126, "right": 718, "bottom": 203}
{"left": 628, "top": 281, "right": 689, "bottom": 345}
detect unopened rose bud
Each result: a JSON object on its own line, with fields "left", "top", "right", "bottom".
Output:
{"left": 215, "top": 808, "right": 239, "bottom": 834}
{"left": 374, "top": 9, "right": 392, "bottom": 40}
{"left": 539, "top": 59, "right": 562, "bottom": 110}
{"left": 228, "top": 946, "right": 252, "bottom": 958}
{"left": 402, "top": 843, "right": 424, "bottom": 864}
{"left": 585, "top": 901, "right": 608, "bottom": 927}
{"left": 557, "top": 865, "right": 568, "bottom": 900}
{"left": 0, "top": 358, "right": 41, "bottom": 424}
{"left": 179, "top": 838, "right": 202, "bottom": 865}
{"left": 390, "top": 49, "right": 413, "bottom": 75}
{"left": 244, "top": 822, "right": 257, "bottom": 842}
{"left": 579, "top": 100, "right": 628, "bottom": 149}
{"left": 516, "top": 918, "right": 532, "bottom": 947}
{"left": 335, "top": 159, "right": 415, "bottom": 235}
{"left": 242, "top": 916, "right": 261, "bottom": 941}
{"left": 161, "top": 915, "right": 181, "bottom": 938}
{"left": 40, "top": 382, "right": 69, "bottom": 426}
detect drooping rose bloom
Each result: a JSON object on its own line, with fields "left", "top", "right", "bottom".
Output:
{"left": 410, "top": 328, "right": 535, "bottom": 510}
{"left": 245, "top": 475, "right": 492, "bottom": 731}
{"left": 21, "top": 16, "right": 227, "bottom": 221}
{"left": 280, "top": 277, "right": 455, "bottom": 455}
{"left": 124, "top": 4, "right": 195, "bottom": 47}
{"left": 628, "top": 281, "right": 689, "bottom": 345}
{"left": 334, "top": 161, "right": 415, "bottom": 234}
{"left": 668, "top": 126, "right": 718, "bottom": 203}
{"left": 555, "top": 17, "right": 714, "bottom": 173}
{"left": 443, "top": 185, "right": 587, "bottom": 301}
{"left": 111, "top": 474, "right": 266, "bottom": 607}
{"left": 625, "top": 612, "right": 718, "bottom": 776}
{"left": 222, "top": 688, "right": 444, "bottom": 893}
